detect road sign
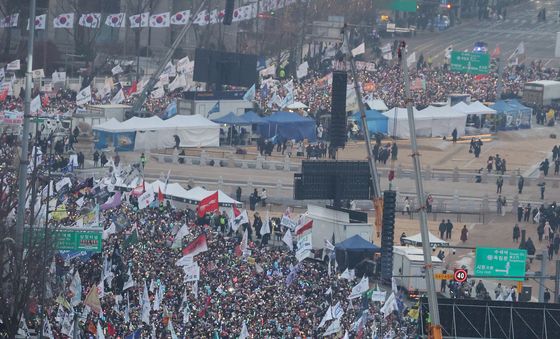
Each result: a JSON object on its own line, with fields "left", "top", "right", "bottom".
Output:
{"left": 450, "top": 51, "right": 490, "bottom": 74}
{"left": 24, "top": 228, "right": 102, "bottom": 252}
{"left": 434, "top": 273, "right": 453, "bottom": 280}
{"left": 474, "top": 247, "right": 527, "bottom": 281}
{"left": 454, "top": 269, "right": 468, "bottom": 282}
{"left": 390, "top": 0, "right": 417, "bottom": 12}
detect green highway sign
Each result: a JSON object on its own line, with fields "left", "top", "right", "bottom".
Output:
{"left": 450, "top": 51, "right": 490, "bottom": 74}
{"left": 24, "top": 228, "right": 103, "bottom": 252}
{"left": 390, "top": 0, "right": 417, "bottom": 12}
{"left": 474, "top": 247, "right": 527, "bottom": 281}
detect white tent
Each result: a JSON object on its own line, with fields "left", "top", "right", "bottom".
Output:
{"left": 417, "top": 105, "right": 467, "bottom": 137}
{"left": 92, "top": 118, "right": 122, "bottom": 132}
{"left": 160, "top": 115, "right": 220, "bottom": 148}
{"left": 383, "top": 107, "right": 431, "bottom": 139}
{"left": 93, "top": 115, "right": 219, "bottom": 151}
{"left": 183, "top": 186, "right": 241, "bottom": 207}
{"left": 453, "top": 101, "right": 497, "bottom": 116}
{"left": 402, "top": 232, "right": 448, "bottom": 247}
{"left": 366, "top": 99, "right": 389, "bottom": 111}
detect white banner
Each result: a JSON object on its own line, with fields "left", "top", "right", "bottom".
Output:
{"left": 183, "top": 263, "right": 200, "bottom": 282}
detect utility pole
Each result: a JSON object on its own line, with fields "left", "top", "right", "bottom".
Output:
{"left": 131, "top": 0, "right": 208, "bottom": 113}
{"left": 555, "top": 260, "right": 560, "bottom": 303}
{"left": 539, "top": 249, "right": 548, "bottom": 302}
{"left": 344, "top": 27, "right": 381, "bottom": 198}
{"left": 496, "top": 57, "right": 504, "bottom": 100}
{"left": 15, "top": 0, "right": 37, "bottom": 251}
{"left": 400, "top": 42, "right": 442, "bottom": 339}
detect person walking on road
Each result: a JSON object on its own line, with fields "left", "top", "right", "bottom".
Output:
{"left": 513, "top": 224, "right": 520, "bottom": 243}
{"left": 439, "top": 220, "right": 446, "bottom": 239}
{"left": 496, "top": 175, "right": 504, "bottom": 194}
{"left": 445, "top": 219, "right": 454, "bottom": 239}
{"left": 140, "top": 152, "right": 146, "bottom": 169}
{"left": 460, "top": 225, "right": 468, "bottom": 242}
{"left": 518, "top": 175, "right": 524, "bottom": 194}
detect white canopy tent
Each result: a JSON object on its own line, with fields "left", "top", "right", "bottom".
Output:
{"left": 286, "top": 102, "right": 308, "bottom": 109}
{"left": 402, "top": 232, "right": 449, "bottom": 247}
{"left": 453, "top": 101, "right": 497, "bottom": 116}
{"left": 183, "top": 186, "right": 241, "bottom": 207}
{"left": 93, "top": 115, "right": 220, "bottom": 151}
{"left": 383, "top": 107, "right": 431, "bottom": 139}
{"left": 417, "top": 105, "right": 467, "bottom": 137}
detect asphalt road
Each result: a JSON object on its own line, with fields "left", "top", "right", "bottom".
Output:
{"left": 406, "top": 0, "right": 560, "bottom": 67}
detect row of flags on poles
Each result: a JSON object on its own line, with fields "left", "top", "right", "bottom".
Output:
{"left": 1, "top": 0, "right": 302, "bottom": 30}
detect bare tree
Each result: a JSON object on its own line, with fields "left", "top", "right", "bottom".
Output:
{"left": 0, "top": 141, "right": 59, "bottom": 338}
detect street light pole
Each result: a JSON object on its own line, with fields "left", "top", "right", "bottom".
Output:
{"left": 399, "top": 42, "right": 442, "bottom": 339}
{"left": 15, "top": 0, "right": 37, "bottom": 251}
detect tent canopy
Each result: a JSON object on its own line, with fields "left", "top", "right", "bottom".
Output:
{"left": 93, "top": 118, "right": 122, "bottom": 132}
{"left": 490, "top": 100, "right": 515, "bottom": 114}
{"left": 335, "top": 234, "right": 380, "bottom": 252}
{"left": 259, "top": 111, "right": 317, "bottom": 141}
{"left": 241, "top": 111, "right": 267, "bottom": 124}
{"left": 417, "top": 105, "right": 467, "bottom": 137}
{"left": 351, "top": 110, "right": 388, "bottom": 134}
{"left": 183, "top": 186, "right": 242, "bottom": 207}
{"left": 366, "top": 99, "right": 389, "bottom": 111}
{"left": 453, "top": 101, "right": 497, "bottom": 115}
{"left": 211, "top": 112, "right": 250, "bottom": 125}
{"left": 506, "top": 99, "right": 533, "bottom": 115}
{"left": 402, "top": 232, "right": 449, "bottom": 247}
{"left": 383, "top": 107, "right": 431, "bottom": 138}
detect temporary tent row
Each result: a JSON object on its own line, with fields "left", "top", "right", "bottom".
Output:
{"left": 93, "top": 115, "right": 220, "bottom": 151}
{"left": 116, "top": 179, "right": 242, "bottom": 207}
{"left": 452, "top": 101, "right": 497, "bottom": 116}
{"left": 383, "top": 106, "right": 468, "bottom": 138}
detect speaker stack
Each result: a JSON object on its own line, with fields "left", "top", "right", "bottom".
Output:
{"left": 223, "top": 0, "right": 234, "bottom": 25}
{"left": 380, "top": 190, "right": 397, "bottom": 285}
{"left": 330, "top": 71, "right": 347, "bottom": 148}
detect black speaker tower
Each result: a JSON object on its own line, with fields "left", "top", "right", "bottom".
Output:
{"left": 380, "top": 190, "right": 396, "bottom": 285}
{"left": 330, "top": 71, "right": 347, "bottom": 148}
{"left": 223, "top": 0, "right": 234, "bottom": 25}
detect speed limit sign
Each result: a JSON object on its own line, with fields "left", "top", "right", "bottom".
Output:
{"left": 454, "top": 269, "right": 468, "bottom": 283}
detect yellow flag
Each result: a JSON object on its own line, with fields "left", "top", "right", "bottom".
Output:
{"left": 51, "top": 204, "right": 68, "bottom": 221}
{"left": 84, "top": 285, "right": 102, "bottom": 313}
{"left": 55, "top": 295, "right": 71, "bottom": 310}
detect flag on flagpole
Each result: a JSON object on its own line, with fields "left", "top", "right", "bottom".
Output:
{"left": 197, "top": 191, "right": 219, "bottom": 217}
{"left": 30, "top": 95, "right": 41, "bottom": 114}
{"left": 76, "top": 86, "right": 92, "bottom": 106}
{"left": 78, "top": 13, "right": 101, "bottom": 28}
{"left": 239, "top": 321, "right": 249, "bottom": 339}
{"left": 69, "top": 271, "right": 81, "bottom": 306}
{"left": 123, "top": 268, "right": 135, "bottom": 291}
{"left": 182, "top": 234, "right": 208, "bottom": 256}
{"left": 43, "top": 317, "right": 54, "bottom": 339}
{"left": 407, "top": 51, "right": 416, "bottom": 68}
{"left": 6, "top": 59, "right": 20, "bottom": 71}
{"left": 53, "top": 13, "right": 74, "bottom": 28}
{"left": 243, "top": 84, "right": 256, "bottom": 101}
{"left": 171, "top": 10, "right": 190, "bottom": 25}
{"left": 141, "top": 281, "right": 151, "bottom": 324}
{"left": 130, "top": 13, "right": 150, "bottom": 28}
{"left": 150, "top": 12, "right": 171, "bottom": 27}
{"left": 27, "top": 14, "right": 46, "bottom": 30}
{"left": 84, "top": 285, "right": 102, "bottom": 313}
{"left": 208, "top": 101, "right": 220, "bottom": 114}
{"left": 351, "top": 42, "right": 366, "bottom": 57}
{"left": 172, "top": 224, "right": 190, "bottom": 249}
{"left": 231, "top": 209, "right": 249, "bottom": 232}
{"left": 294, "top": 219, "right": 313, "bottom": 236}
{"left": 105, "top": 13, "right": 126, "bottom": 27}
{"left": 110, "top": 89, "right": 125, "bottom": 104}
{"left": 259, "top": 211, "right": 271, "bottom": 236}
{"left": 282, "top": 230, "right": 293, "bottom": 251}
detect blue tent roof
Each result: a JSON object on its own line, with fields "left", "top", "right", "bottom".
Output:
{"left": 211, "top": 112, "right": 250, "bottom": 125}
{"left": 241, "top": 111, "right": 266, "bottom": 124}
{"left": 351, "top": 110, "right": 389, "bottom": 134}
{"left": 490, "top": 100, "right": 516, "bottom": 114}
{"left": 335, "top": 234, "right": 380, "bottom": 252}
{"left": 265, "top": 111, "right": 313, "bottom": 123}
{"left": 506, "top": 99, "right": 533, "bottom": 114}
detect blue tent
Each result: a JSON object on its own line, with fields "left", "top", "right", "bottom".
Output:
{"left": 211, "top": 112, "right": 250, "bottom": 125}
{"left": 491, "top": 100, "right": 531, "bottom": 130}
{"left": 351, "top": 110, "right": 389, "bottom": 134}
{"left": 241, "top": 111, "right": 267, "bottom": 124}
{"left": 259, "top": 111, "right": 317, "bottom": 142}
{"left": 335, "top": 234, "right": 380, "bottom": 271}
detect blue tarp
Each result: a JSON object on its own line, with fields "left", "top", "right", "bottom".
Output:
{"left": 95, "top": 131, "right": 136, "bottom": 151}
{"left": 351, "top": 110, "right": 389, "bottom": 134}
{"left": 335, "top": 234, "right": 380, "bottom": 252}
{"left": 259, "top": 111, "right": 317, "bottom": 142}
{"left": 242, "top": 111, "right": 267, "bottom": 124}
{"left": 212, "top": 112, "right": 250, "bottom": 125}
